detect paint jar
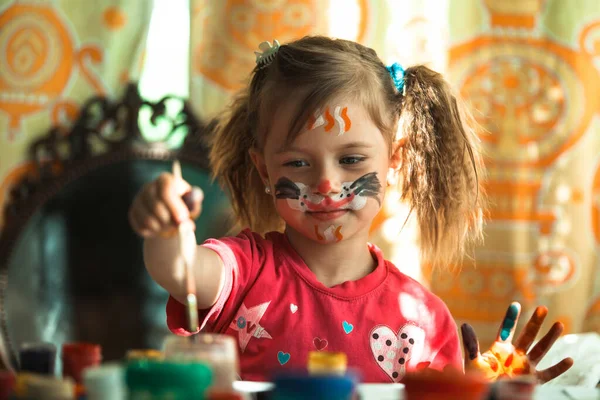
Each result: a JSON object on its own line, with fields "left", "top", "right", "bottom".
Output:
{"left": 403, "top": 367, "right": 490, "bottom": 400}
{"left": 162, "top": 334, "right": 238, "bottom": 393}
{"left": 307, "top": 351, "right": 347, "bottom": 375}
{"left": 487, "top": 376, "right": 535, "bottom": 400}
{"left": 271, "top": 373, "right": 356, "bottom": 400}
{"left": 206, "top": 392, "right": 244, "bottom": 400}
{"left": 125, "top": 359, "right": 212, "bottom": 400}
{"left": 18, "top": 342, "right": 56, "bottom": 375}
{"left": 62, "top": 342, "right": 102, "bottom": 398}
{"left": 83, "top": 363, "right": 126, "bottom": 400}
{"left": 0, "top": 371, "right": 16, "bottom": 400}
{"left": 61, "top": 342, "right": 102, "bottom": 383}
{"left": 125, "top": 349, "right": 164, "bottom": 361}
{"left": 15, "top": 373, "right": 75, "bottom": 400}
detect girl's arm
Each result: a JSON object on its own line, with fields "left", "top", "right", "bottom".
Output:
{"left": 129, "top": 171, "right": 224, "bottom": 309}
{"left": 143, "top": 237, "right": 224, "bottom": 309}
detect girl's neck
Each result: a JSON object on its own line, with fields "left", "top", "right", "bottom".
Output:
{"left": 284, "top": 226, "right": 377, "bottom": 287}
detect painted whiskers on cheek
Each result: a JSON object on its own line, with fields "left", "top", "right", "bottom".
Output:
{"left": 349, "top": 172, "right": 382, "bottom": 206}
{"left": 273, "top": 172, "right": 382, "bottom": 212}
{"left": 274, "top": 177, "right": 301, "bottom": 199}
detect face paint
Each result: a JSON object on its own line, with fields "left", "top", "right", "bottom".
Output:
{"left": 317, "top": 180, "right": 331, "bottom": 194}
{"left": 314, "top": 225, "right": 343, "bottom": 243}
{"left": 460, "top": 323, "right": 479, "bottom": 361}
{"left": 274, "top": 172, "right": 382, "bottom": 212}
{"left": 307, "top": 106, "right": 352, "bottom": 136}
{"left": 274, "top": 177, "right": 301, "bottom": 199}
{"left": 499, "top": 303, "right": 520, "bottom": 341}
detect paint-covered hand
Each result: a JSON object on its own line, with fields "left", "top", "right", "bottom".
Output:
{"left": 461, "top": 302, "right": 574, "bottom": 383}
{"left": 129, "top": 173, "right": 204, "bottom": 238}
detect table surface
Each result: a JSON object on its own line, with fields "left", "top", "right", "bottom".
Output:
{"left": 234, "top": 381, "right": 600, "bottom": 399}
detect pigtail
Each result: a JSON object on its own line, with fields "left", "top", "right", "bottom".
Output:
{"left": 397, "top": 65, "right": 485, "bottom": 268}
{"left": 209, "top": 70, "right": 283, "bottom": 234}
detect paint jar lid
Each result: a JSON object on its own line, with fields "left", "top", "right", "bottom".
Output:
{"left": 83, "top": 363, "right": 126, "bottom": 400}
{"left": 62, "top": 342, "right": 102, "bottom": 359}
{"left": 307, "top": 351, "right": 347, "bottom": 375}
{"left": 126, "top": 360, "right": 212, "bottom": 396}
{"left": 125, "top": 349, "right": 164, "bottom": 361}
{"left": 18, "top": 373, "right": 75, "bottom": 400}
{"left": 272, "top": 373, "right": 355, "bottom": 400}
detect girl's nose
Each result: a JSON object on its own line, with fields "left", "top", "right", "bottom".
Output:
{"left": 314, "top": 179, "right": 340, "bottom": 195}
{"left": 317, "top": 180, "right": 331, "bottom": 194}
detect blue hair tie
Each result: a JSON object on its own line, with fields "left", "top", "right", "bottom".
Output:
{"left": 386, "top": 62, "right": 406, "bottom": 94}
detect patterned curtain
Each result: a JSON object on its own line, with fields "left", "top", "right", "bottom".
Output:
{"left": 0, "top": 0, "right": 152, "bottom": 229}
{"left": 427, "top": 0, "right": 600, "bottom": 348}
{"left": 189, "top": 0, "right": 600, "bottom": 348}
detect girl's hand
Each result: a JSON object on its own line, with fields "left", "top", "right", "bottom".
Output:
{"left": 129, "top": 173, "right": 203, "bottom": 238}
{"left": 460, "top": 302, "right": 574, "bottom": 383}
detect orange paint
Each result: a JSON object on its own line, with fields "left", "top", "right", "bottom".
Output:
{"left": 334, "top": 226, "right": 343, "bottom": 241}
{"left": 340, "top": 107, "right": 351, "bottom": 132}
{"left": 314, "top": 225, "right": 324, "bottom": 241}
{"left": 324, "top": 108, "right": 335, "bottom": 132}
{"left": 307, "top": 114, "right": 316, "bottom": 129}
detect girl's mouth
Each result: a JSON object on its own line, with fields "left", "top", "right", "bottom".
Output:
{"left": 307, "top": 209, "right": 348, "bottom": 221}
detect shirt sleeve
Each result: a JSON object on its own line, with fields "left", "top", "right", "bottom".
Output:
{"left": 166, "top": 229, "right": 268, "bottom": 335}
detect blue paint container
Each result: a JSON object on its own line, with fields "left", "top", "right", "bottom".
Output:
{"left": 18, "top": 342, "right": 56, "bottom": 375}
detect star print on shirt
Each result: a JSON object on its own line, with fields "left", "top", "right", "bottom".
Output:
{"left": 230, "top": 301, "right": 273, "bottom": 352}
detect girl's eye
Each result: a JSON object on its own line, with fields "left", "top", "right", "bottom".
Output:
{"left": 284, "top": 160, "right": 308, "bottom": 168}
{"left": 340, "top": 156, "right": 366, "bottom": 165}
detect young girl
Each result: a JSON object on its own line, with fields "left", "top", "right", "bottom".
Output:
{"left": 129, "top": 36, "right": 572, "bottom": 383}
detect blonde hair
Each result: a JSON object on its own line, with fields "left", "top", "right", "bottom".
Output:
{"left": 210, "top": 36, "right": 485, "bottom": 267}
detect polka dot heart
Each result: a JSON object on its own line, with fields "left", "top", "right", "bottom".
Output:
{"left": 369, "top": 324, "right": 425, "bottom": 382}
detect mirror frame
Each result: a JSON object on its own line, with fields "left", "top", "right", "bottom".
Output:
{"left": 0, "top": 83, "right": 213, "bottom": 370}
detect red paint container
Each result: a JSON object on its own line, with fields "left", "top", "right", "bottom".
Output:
{"left": 403, "top": 367, "right": 490, "bottom": 400}
{"left": 0, "top": 371, "right": 16, "bottom": 400}
{"left": 61, "top": 342, "right": 102, "bottom": 384}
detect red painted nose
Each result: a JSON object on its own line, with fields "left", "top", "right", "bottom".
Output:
{"left": 317, "top": 180, "right": 332, "bottom": 194}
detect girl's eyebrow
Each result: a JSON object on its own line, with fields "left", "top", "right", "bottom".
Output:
{"left": 276, "top": 141, "right": 374, "bottom": 154}
{"left": 339, "top": 141, "right": 374, "bottom": 150}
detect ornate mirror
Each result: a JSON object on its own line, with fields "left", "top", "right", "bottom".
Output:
{"left": 0, "top": 84, "right": 233, "bottom": 370}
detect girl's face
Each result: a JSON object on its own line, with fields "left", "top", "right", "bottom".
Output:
{"left": 254, "top": 98, "right": 394, "bottom": 244}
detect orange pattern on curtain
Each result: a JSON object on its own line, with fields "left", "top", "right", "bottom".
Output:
{"left": 0, "top": 0, "right": 152, "bottom": 229}
{"left": 189, "top": 0, "right": 373, "bottom": 120}
{"left": 426, "top": 0, "right": 600, "bottom": 348}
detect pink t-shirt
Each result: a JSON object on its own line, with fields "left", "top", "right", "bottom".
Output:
{"left": 166, "top": 229, "right": 462, "bottom": 383}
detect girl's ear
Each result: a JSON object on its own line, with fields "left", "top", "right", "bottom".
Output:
{"left": 389, "top": 136, "right": 407, "bottom": 169}
{"left": 249, "top": 148, "right": 270, "bottom": 184}
{"left": 387, "top": 137, "right": 406, "bottom": 186}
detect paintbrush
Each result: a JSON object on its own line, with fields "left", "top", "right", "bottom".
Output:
{"left": 172, "top": 160, "right": 199, "bottom": 339}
